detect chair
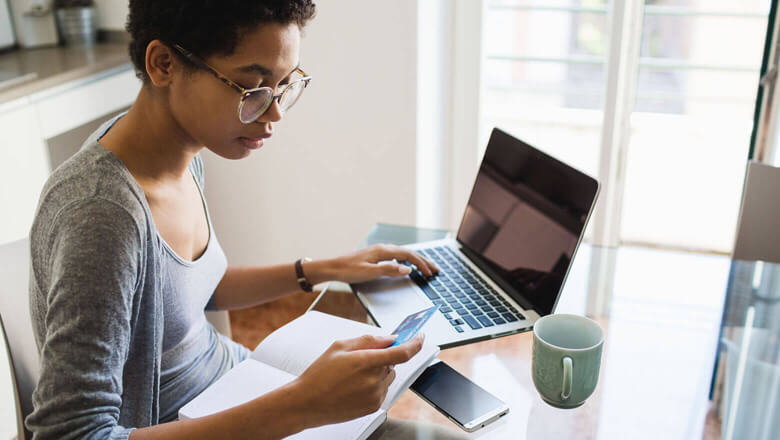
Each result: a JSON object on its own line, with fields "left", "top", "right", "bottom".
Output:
{"left": 711, "top": 161, "right": 780, "bottom": 432}
{"left": 0, "top": 238, "right": 38, "bottom": 440}
{"left": 732, "top": 161, "right": 780, "bottom": 264}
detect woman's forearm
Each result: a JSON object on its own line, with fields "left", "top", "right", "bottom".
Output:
{"left": 129, "top": 379, "right": 315, "bottom": 440}
{"left": 211, "top": 259, "right": 341, "bottom": 310}
{"left": 210, "top": 244, "right": 439, "bottom": 310}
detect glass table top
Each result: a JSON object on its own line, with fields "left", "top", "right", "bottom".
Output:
{"left": 308, "top": 224, "right": 780, "bottom": 439}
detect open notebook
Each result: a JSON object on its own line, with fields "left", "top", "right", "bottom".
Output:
{"left": 179, "top": 311, "right": 440, "bottom": 440}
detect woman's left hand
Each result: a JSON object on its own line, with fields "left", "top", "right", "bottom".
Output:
{"left": 322, "top": 244, "right": 439, "bottom": 285}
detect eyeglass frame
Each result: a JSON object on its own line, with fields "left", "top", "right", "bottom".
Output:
{"left": 172, "top": 44, "right": 312, "bottom": 124}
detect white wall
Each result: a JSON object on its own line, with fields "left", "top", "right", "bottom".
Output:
{"left": 203, "top": 0, "right": 420, "bottom": 265}
{"left": 89, "top": 0, "right": 422, "bottom": 264}
{"left": 416, "top": 0, "right": 453, "bottom": 229}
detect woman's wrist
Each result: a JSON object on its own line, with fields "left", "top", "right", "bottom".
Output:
{"left": 269, "top": 376, "right": 334, "bottom": 431}
{"left": 300, "top": 257, "right": 344, "bottom": 286}
{"left": 240, "top": 378, "right": 320, "bottom": 437}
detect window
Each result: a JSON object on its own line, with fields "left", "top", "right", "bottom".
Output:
{"left": 480, "top": 0, "right": 770, "bottom": 253}
{"left": 483, "top": 0, "right": 609, "bottom": 178}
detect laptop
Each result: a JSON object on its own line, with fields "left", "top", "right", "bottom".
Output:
{"left": 353, "top": 128, "right": 599, "bottom": 348}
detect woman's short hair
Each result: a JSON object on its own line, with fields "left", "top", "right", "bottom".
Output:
{"left": 127, "top": 0, "right": 316, "bottom": 82}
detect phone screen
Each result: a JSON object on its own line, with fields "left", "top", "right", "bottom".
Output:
{"left": 410, "top": 361, "right": 507, "bottom": 428}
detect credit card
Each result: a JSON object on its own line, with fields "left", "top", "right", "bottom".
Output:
{"left": 389, "top": 305, "right": 439, "bottom": 347}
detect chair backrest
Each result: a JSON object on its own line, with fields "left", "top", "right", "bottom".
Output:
{"left": 0, "top": 238, "right": 39, "bottom": 440}
{"left": 732, "top": 161, "right": 780, "bottom": 263}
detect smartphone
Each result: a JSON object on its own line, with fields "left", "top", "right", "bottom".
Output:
{"left": 410, "top": 360, "right": 509, "bottom": 432}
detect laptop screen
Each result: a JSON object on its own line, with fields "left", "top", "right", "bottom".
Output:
{"left": 456, "top": 128, "right": 598, "bottom": 316}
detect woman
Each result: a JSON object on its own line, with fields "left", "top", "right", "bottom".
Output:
{"left": 26, "top": 1, "right": 437, "bottom": 439}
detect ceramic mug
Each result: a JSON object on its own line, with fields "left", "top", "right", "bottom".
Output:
{"left": 532, "top": 314, "right": 604, "bottom": 408}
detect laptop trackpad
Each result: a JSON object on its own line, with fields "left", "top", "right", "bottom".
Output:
{"left": 356, "top": 277, "right": 429, "bottom": 327}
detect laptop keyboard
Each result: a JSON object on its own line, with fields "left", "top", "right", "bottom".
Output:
{"left": 408, "top": 246, "right": 526, "bottom": 333}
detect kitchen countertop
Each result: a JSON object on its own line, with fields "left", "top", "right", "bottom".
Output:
{"left": 0, "top": 41, "right": 134, "bottom": 106}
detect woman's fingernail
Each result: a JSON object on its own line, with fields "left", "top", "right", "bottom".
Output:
{"left": 398, "top": 265, "right": 412, "bottom": 274}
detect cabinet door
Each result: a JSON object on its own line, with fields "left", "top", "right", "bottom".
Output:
{"left": 0, "top": 103, "right": 50, "bottom": 244}
{"left": 35, "top": 68, "right": 139, "bottom": 139}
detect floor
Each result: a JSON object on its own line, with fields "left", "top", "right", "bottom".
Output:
{"left": 229, "top": 291, "right": 316, "bottom": 350}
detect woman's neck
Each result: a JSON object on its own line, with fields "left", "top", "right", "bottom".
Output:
{"left": 99, "top": 86, "right": 203, "bottom": 185}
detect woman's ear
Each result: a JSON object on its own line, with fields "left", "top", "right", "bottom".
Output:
{"left": 145, "top": 40, "right": 176, "bottom": 87}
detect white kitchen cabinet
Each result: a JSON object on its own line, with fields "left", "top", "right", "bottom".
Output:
{"left": 33, "top": 67, "right": 139, "bottom": 139}
{"left": 0, "top": 101, "right": 51, "bottom": 244}
{"left": 0, "top": 66, "right": 139, "bottom": 245}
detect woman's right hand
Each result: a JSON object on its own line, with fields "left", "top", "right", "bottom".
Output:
{"left": 293, "top": 333, "right": 424, "bottom": 427}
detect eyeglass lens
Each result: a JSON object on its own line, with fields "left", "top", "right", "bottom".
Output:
{"left": 239, "top": 88, "right": 273, "bottom": 124}
{"left": 239, "top": 80, "right": 307, "bottom": 124}
{"left": 279, "top": 81, "right": 305, "bottom": 112}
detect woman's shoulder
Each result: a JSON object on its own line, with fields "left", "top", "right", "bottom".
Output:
{"left": 32, "top": 142, "right": 151, "bottom": 246}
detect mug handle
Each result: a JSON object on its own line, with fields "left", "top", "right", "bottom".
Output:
{"left": 561, "top": 356, "right": 573, "bottom": 400}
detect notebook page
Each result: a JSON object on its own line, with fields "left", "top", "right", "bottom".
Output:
{"left": 180, "top": 358, "right": 387, "bottom": 439}
{"left": 178, "top": 359, "right": 295, "bottom": 420}
{"left": 289, "top": 410, "right": 385, "bottom": 440}
{"left": 251, "top": 311, "right": 387, "bottom": 376}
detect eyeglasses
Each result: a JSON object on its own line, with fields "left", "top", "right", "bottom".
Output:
{"left": 172, "top": 44, "right": 311, "bottom": 124}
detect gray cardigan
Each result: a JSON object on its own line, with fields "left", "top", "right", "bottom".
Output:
{"left": 26, "top": 116, "right": 207, "bottom": 439}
